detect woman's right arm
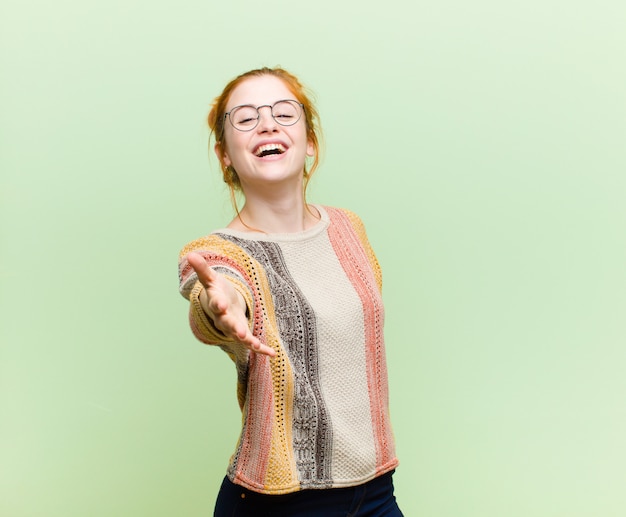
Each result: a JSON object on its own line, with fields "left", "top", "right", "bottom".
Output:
{"left": 186, "top": 252, "right": 276, "bottom": 357}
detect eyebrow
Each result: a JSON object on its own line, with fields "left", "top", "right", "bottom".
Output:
{"left": 226, "top": 99, "right": 299, "bottom": 111}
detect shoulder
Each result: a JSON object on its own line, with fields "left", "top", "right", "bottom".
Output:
{"left": 178, "top": 233, "right": 229, "bottom": 261}
{"left": 320, "top": 205, "right": 368, "bottom": 234}
{"left": 320, "top": 205, "right": 364, "bottom": 223}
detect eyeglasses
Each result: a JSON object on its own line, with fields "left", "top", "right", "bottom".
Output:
{"left": 224, "top": 99, "right": 304, "bottom": 132}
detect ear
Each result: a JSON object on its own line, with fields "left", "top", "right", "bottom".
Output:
{"left": 214, "top": 142, "right": 232, "bottom": 167}
{"left": 306, "top": 139, "right": 315, "bottom": 157}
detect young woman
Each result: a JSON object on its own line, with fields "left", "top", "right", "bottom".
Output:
{"left": 178, "top": 67, "right": 403, "bottom": 516}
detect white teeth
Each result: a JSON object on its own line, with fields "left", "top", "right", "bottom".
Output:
{"left": 255, "top": 143, "right": 286, "bottom": 156}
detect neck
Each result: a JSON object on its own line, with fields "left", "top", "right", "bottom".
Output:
{"left": 231, "top": 196, "right": 319, "bottom": 234}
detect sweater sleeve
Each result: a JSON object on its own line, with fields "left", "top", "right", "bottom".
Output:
{"left": 338, "top": 208, "right": 383, "bottom": 292}
{"left": 178, "top": 236, "right": 255, "bottom": 348}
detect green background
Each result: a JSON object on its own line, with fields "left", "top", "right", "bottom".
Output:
{"left": 2, "top": 0, "right": 625, "bottom": 515}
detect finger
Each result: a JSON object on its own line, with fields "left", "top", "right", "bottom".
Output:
{"left": 230, "top": 321, "right": 276, "bottom": 358}
{"left": 213, "top": 311, "right": 243, "bottom": 338}
{"left": 241, "top": 333, "right": 276, "bottom": 358}
{"left": 216, "top": 316, "right": 275, "bottom": 357}
{"left": 187, "top": 252, "right": 217, "bottom": 286}
{"left": 246, "top": 336, "right": 276, "bottom": 357}
{"left": 207, "top": 293, "right": 229, "bottom": 316}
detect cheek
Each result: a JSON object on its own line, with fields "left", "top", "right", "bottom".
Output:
{"left": 222, "top": 133, "right": 246, "bottom": 167}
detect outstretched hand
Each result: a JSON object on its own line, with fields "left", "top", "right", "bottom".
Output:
{"left": 186, "top": 252, "right": 276, "bottom": 357}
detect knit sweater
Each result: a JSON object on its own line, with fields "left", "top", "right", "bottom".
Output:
{"left": 178, "top": 205, "right": 398, "bottom": 495}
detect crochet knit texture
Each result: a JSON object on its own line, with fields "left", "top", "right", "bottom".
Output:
{"left": 178, "top": 206, "right": 398, "bottom": 495}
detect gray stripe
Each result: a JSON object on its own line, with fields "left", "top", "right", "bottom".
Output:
{"left": 223, "top": 234, "right": 333, "bottom": 487}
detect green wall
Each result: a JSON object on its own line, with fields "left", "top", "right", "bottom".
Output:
{"left": 2, "top": 1, "right": 625, "bottom": 515}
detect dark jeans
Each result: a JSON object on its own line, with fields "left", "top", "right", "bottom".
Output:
{"left": 214, "top": 471, "right": 404, "bottom": 517}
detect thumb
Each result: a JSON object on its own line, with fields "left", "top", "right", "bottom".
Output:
{"left": 186, "top": 251, "right": 217, "bottom": 287}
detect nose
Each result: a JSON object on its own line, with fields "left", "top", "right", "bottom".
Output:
{"left": 256, "top": 105, "right": 278, "bottom": 132}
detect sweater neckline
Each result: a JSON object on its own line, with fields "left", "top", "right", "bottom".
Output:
{"left": 213, "top": 205, "right": 330, "bottom": 243}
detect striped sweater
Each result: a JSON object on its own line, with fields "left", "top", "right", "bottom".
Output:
{"left": 178, "top": 205, "right": 398, "bottom": 495}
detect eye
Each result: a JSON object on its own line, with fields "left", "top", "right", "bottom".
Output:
{"left": 231, "top": 106, "right": 258, "bottom": 127}
{"left": 272, "top": 101, "right": 299, "bottom": 124}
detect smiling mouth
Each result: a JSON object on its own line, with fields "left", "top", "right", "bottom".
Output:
{"left": 254, "top": 143, "right": 286, "bottom": 157}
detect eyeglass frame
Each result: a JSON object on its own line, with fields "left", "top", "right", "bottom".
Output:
{"left": 223, "top": 99, "right": 305, "bottom": 132}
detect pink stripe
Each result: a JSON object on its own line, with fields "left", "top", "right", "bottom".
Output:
{"left": 235, "top": 352, "right": 274, "bottom": 487}
{"left": 325, "top": 208, "right": 394, "bottom": 468}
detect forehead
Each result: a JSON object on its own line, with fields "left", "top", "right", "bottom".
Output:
{"left": 227, "top": 75, "right": 295, "bottom": 109}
